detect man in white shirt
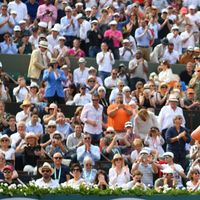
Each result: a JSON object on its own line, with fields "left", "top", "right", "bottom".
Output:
{"left": 73, "top": 83, "right": 91, "bottom": 106}
{"left": 73, "top": 57, "right": 89, "bottom": 87}
{"left": 47, "top": 25, "right": 60, "bottom": 51}
{"left": 119, "top": 39, "right": 135, "bottom": 61}
{"left": 80, "top": 93, "right": 103, "bottom": 142}
{"left": 162, "top": 43, "right": 179, "bottom": 64}
{"left": 35, "top": 162, "right": 59, "bottom": 188}
{"left": 13, "top": 75, "right": 29, "bottom": 102}
{"left": 104, "top": 68, "right": 119, "bottom": 89}
{"left": 8, "top": 0, "right": 28, "bottom": 22}
{"left": 96, "top": 42, "right": 115, "bottom": 81}
{"left": 180, "top": 23, "right": 195, "bottom": 51}
{"left": 167, "top": 25, "right": 182, "bottom": 55}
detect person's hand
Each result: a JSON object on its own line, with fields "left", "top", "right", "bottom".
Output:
{"left": 89, "top": 120, "right": 97, "bottom": 127}
{"left": 85, "top": 143, "right": 90, "bottom": 151}
{"left": 179, "top": 131, "right": 186, "bottom": 138}
{"left": 48, "top": 66, "right": 53, "bottom": 72}
{"left": 53, "top": 107, "right": 57, "bottom": 116}
{"left": 112, "top": 135, "right": 118, "bottom": 143}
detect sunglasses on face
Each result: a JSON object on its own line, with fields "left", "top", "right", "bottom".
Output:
{"left": 86, "top": 163, "right": 92, "bottom": 166}
{"left": 54, "top": 157, "right": 62, "bottom": 160}
{"left": 42, "top": 170, "right": 51, "bottom": 173}
{"left": 92, "top": 99, "right": 99, "bottom": 101}
{"left": 84, "top": 137, "right": 91, "bottom": 140}
{"left": 88, "top": 80, "right": 95, "bottom": 82}
{"left": 107, "top": 131, "right": 114, "bottom": 134}
{"left": 48, "top": 126, "right": 56, "bottom": 128}
{"left": 115, "top": 158, "right": 122, "bottom": 161}
{"left": 3, "top": 170, "right": 11, "bottom": 174}
{"left": 1, "top": 139, "right": 9, "bottom": 142}
{"left": 73, "top": 168, "right": 80, "bottom": 172}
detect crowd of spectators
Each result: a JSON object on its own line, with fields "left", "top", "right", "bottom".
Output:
{"left": 0, "top": 0, "right": 199, "bottom": 192}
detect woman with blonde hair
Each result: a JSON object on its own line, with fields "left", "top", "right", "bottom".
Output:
{"left": 155, "top": 82, "right": 169, "bottom": 108}
{"left": 134, "top": 109, "right": 159, "bottom": 140}
{"left": 186, "top": 168, "right": 200, "bottom": 192}
{"left": 108, "top": 153, "right": 130, "bottom": 187}
{"left": 130, "top": 138, "right": 143, "bottom": 163}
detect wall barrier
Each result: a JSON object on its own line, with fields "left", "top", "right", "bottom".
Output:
{"left": 0, "top": 54, "right": 186, "bottom": 80}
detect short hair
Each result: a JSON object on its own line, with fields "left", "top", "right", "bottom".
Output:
{"left": 83, "top": 156, "right": 92, "bottom": 165}
{"left": 132, "top": 169, "right": 143, "bottom": 177}
{"left": 133, "top": 138, "right": 143, "bottom": 146}
{"left": 17, "top": 121, "right": 26, "bottom": 128}
{"left": 7, "top": 115, "right": 16, "bottom": 121}
{"left": 70, "top": 163, "right": 82, "bottom": 172}
{"left": 31, "top": 111, "right": 39, "bottom": 117}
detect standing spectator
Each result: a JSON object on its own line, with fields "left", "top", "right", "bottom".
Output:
{"left": 135, "top": 19, "right": 153, "bottom": 61}
{"left": 162, "top": 43, "right": 179, "bottom": 64}
{"left": 109, "top": 154, "right": 130, "bottom": 187}
{"left": 43, "top": 58, "right": 66, "bottom": 104}
{"left": 189, "top": 65, "right": 200, "bottom": 102}
{"left": 107, "top": 93, "right": 132, "bottom": 134}
{"left": 13, "top": 75, "right": 29, "bottom": 103}
{"left": 26, "top": 0, "right": 39, "bottom": 23}
{"left": 128, "top": 50, "right": 148, "bottom": 90}
{"left": 80, "top": 93, "right": 103, "bottom": 142}
{"left": 167, "top": 25, "right": 182, "bottom": 55}
{"left": 0, "top": 4, "right": 14, "bottom": 42}
{"left": 35, "top": 162, "right": 59, "bottom": 188}
{"left": 87, "top": 20, "right": 102, "bottom": 57}
{"left": 73, "top": 57, "right": 89, "bottom": 87}
{"left": 96, "top": 42, "right": 115, "bottom": 81}
{"left": 27, "top": 40, "right": 51, "bottom": 84}
{"left": 67, "top": 38, "right": 85, "bottom": 58}
{"left": 8, "top": 0, "right": 28, "bottom": 22}
{"left": 77, "top": 133, "right": 100, "bottom": 165}
{"left": 119, "top": 39, "right": 135, "bottom": 62}
{"left": 166, "top": 115, "right": 191, "bottom": 170}
{"left": 104, "top": 69, "right": 119, "bottom": 90}
{"left": 0, "top": 32, "right": 18, "bottom": 54}
{"left": 104, "top": 20, "right": 123, "bottom": 59}
{"left": 47, "top": 26, "right": 60, "bottom": 51}
{"left": 158, "top": 94, "right": 185, "bottom": 150}
{"left": 36, "top": 0, "right": 57, "bottom": 29}
{"left": 60, "top": 6, "right": 78, "bottom": 47}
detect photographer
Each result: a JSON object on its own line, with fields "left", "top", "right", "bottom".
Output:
{"left": 43, "top": 58, "right": 66, "bottom": 104}
{"left": 139, "top": 88, "right": 156, "bottom": 109}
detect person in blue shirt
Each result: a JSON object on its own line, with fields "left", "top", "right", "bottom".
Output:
{"left": 43, "top": 58, "right": 67, "bottom": 104}
{"left": 0, "top": 32, "right": 18, "bottom": 54}
{"left": 25, "top": 0, "right": 39, "bottom": 23}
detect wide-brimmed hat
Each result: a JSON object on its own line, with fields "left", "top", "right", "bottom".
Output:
{"left": 47, "top": 120, "right": 56, "bottom": 127}
{"left": 38, "top": 22, "right": 48, "bottom": 28}
{"left": 20, "top": 99, "right": 31, "bottom": 109}
{"left": 161, "top": 167, "right": 174, "bottom": 174}
{"left": 38, "top": 162, "right": 54, "bottom": 175}
{"left": 78, "top": 57, "right": 86, "bottom": 64}
{"left": 168, "top": 94, "right": 178, "bottom": 102}
{"left": 0, "top": 134, "right": 11, "bottom": 144}
{"left": 25, "top": 132, "right": 38, "bottom": 142}
{"left": 30, "top": 82, "right": 39, "bottom": 89}
{"left": 38, "top": 40, "right": 48, "bottom": 49}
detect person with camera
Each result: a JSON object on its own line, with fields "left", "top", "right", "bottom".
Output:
{"left": 43, "top": 58, "right": 66, "bottom": 104}
{"left": 132, "top": 149, "right": 158, "bottom": 187}
{"left": 119, "top": 39, "right": 135, "bottom": 62}
{"left": 107, "top": 92, "right": 132, "bottom": 137}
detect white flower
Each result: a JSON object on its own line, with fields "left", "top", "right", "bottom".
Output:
{"left": 8, "top": 184, "right": 16, "bottom": 189}
{"left": 0, "top": 188, "right": 3, "bottom": 193}
{"left": 3, "top": 183, "right": 8, "bottom": 187}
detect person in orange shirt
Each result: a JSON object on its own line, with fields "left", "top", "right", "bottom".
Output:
{"left": 107, "top": 93, "right": 132, "bottom": 136}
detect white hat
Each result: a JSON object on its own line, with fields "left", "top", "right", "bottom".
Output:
{"left": 168, "top": 94, "right": 178, "bottom": 102}
{"left": 109, "top": 20, "right": 117, "bottom": 26}
{"left": 30, "top": 82, "right": 39, "bottom": 88}
{"left": 163, "top": 152, "right": 174, "bottom": 158}
{"left": 58, "top": 36, "right": 66, "bottom": 40}
{"left": 0, "top": 62, "right": 3, "bottom": 68}
{"left": 171, "top": 25, "right": 179, "bottom": 30}
{"left": 98, "top": 86, "right": 106, "bottom": 93}
{"left": 39, "top": 162, "right": 54, "bottom": 175}
{"left": 161, "top": 167, "right": 174, "bottom": 174}
{"left": 47, "top": 120, "right": 56, "bottom": 127}
{"left": 106, "top": 126, "right": 115, "bottom": 132}
{"left": 25, "top": 132, "right": 38, "bottom": 142}
{"left": 187, "top": 46, "right": 194, "bottom": 51}
{"left": 38, "top": 40, "right": 48, "bottom": 49}
{"left": 52, "top": 131, "right": 64, "bottom": 141}
{"left": 85, "top": 7, "right": 92, "bottom": 12}
{"left": 122, "top": 39, "right": 130, "bottom": 43}
{"left": 113, "top": 12, "right": 120, "bottom": 16}
{"left": 0, "top": 134, "right": 11, "bottom": 144}
{"left": 139, "top": 149, "right": 149, "bottom": 155}
{"left": 76, "top": 13, "right": 84, "bottom": 20}
{"left": 162, "top": 9, "right": 168, "bottom": 13}
{"left": 51, "top": 26, "right": 60, "bottom": 32}
{"left": 65, "top": 6, "right": 72, "bottom": 11}
{"left": 122, "top": 86, "right": 131, "bottom": 93}
{"left": 91, "top": 20, "right": 98, "bottom": 24}
{"left": 88, "top": 66, "right": 97, "bottom": 72}
{"left": 189, "top": 5, "right": 196, "bottom": 10}
{"left": 38, "top": 22, "right": 48, "bottom": 28}
{"left": 61, "top": 65, "right": 69, "bottom": 69}
{"left": 10, "top": 10, "right": 17, "bottom": 15}
{"left": 87, "top": 75, "right": 95, "bottom": 80}
{"left": 19, "top": 20, "right": 26, "bottom": 24}
{"left": 14, "top": 25, "right": 21, "bottom": 32}
{"left": 49, "top": 103, "right": 58, "bottom": 109}
{"left": 125, "top": 121, "right": 133, "bottom": 128}
{"left": 78, "top": 57, "right": 86, "bottom": 63}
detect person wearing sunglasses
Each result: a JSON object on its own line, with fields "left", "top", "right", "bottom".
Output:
{"left": 52, "top": 152, "right": 70, "bottom": 184}
{"left": 186, "top": 168, "right": 200, "bottom": 192}
{"left": 155, "top": 167, "right": 176, "bottom": 192}
{"left": 35, "top": 162, "right": 59, "bottom": 188}
{"left": 62, "top": 163, "right": 85, "bottom": 189}
{"left": 82, "top": 156, "right": 97, "bottom": 184}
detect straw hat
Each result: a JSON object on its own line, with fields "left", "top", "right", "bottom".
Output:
{"left": 52, "top": 131, "right": 64, "bottom": 141}
{"left": 38, "top": 162, "right": 54, "bottom": 175}
{"left": 38, "top": 40, "right": 48, "bottom": 49}
{"left": 20, "top": 99, "right": 31, "bottom": 109}
{"left": 0, "top": 134, "right": 11, "bottom": 145}
{"left": 25, "top": 132, "right": 38, "bottom": 142}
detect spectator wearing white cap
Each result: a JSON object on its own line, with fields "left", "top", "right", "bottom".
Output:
{"left": 8, "top": 0, "right": 28, "bottom": 22}
{"left": 0, "top": 4, "right": 15, "bottom": 42}
{"left": 76, "top": 13, "right": 91, "bottom": 56}
{"left": 36, "top": 0, "right": 57, "bottom": 29}
{"left": 60, "top": 6, "right": 78, "bottom": 47}
{"left": 96, "top": 42, "right": 115, "bottom": 81}
{"left": 87, "top": 20, "right": 102, "bottom": 57}
{"left": 47, "top": 26, "right": 60, "bottom": 51}
{"left": 167, "top": 25, "right": 182, "bottom": 55}
{"left": 119, "top": 39, "right": 135, "bottom": 61}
